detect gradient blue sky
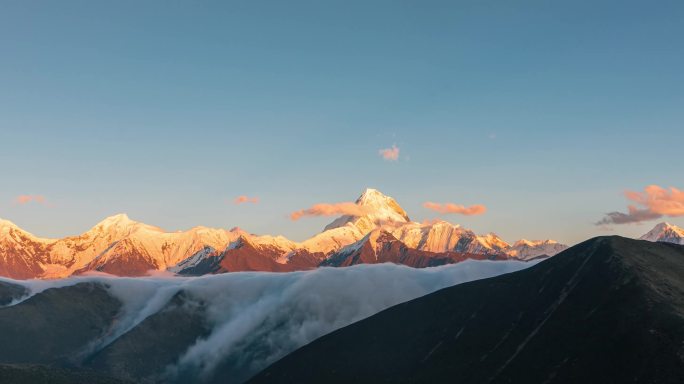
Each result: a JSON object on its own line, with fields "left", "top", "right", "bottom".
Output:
{"left": 1, "top": 0, "right": 682, "bottom": 244}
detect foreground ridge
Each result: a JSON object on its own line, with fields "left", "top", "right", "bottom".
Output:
{"left": 250, "top": 236, "right": 684, "bottom": 383}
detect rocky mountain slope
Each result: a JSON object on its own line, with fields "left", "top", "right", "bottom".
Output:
{"left": 322, "top": 229, "right": 506, "bottom": 268}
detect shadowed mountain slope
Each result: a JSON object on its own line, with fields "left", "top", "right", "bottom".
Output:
{"left": 0, "top": 364, "right": 131, "bottom": 384}
{"left": 84, "top": 291, "right": 212, "bottom": 382}
{"left": 0, "top": 280, "right": 28, "bottom": 305}
{"left": 0, "top": 283, "right": 121, "bottom": 364}
{"left": 250, "top": 237, "right": 684, "bottom": 384}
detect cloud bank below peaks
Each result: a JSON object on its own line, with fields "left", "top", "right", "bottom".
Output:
{"left": 2, "top": 261, "right": 533, "bottom": 383}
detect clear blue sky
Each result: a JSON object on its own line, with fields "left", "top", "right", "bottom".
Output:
{"left": 1, "top": 0, "right": 682, "bottom": 244}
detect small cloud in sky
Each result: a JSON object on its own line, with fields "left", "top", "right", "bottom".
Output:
{"left": 234, "top": 195, "right": 259, "bottom": 205}
{"left": 14, "top": 195, "right": 50, "bottom": 206}
{"left": 596, "top": 185, "right": 684, "bottom": 225}
{"left": 378, "top": 145, "right": 400, "bottom": 161}
{"left": 290, "top": 202, "right": 372, "bottom": 221}
{"left": 423, "top": 201, "right": 487, "bottom": 216}
{"left": 488, "top": 133, "right": 497, "bottom": 140}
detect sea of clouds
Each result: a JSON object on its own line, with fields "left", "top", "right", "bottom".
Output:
{"left": 1, "top": 260, "right": 534, "bottom": 383}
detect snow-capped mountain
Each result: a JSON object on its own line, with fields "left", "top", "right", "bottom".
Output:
{"left": 640, "top": 222, "right": 684, "bottom": 245}
{"left": 391, "top": 220, "right": 510, "bottom": 255}
{"left": 323, "top": 229, "right": 506, "bottom": 268}
{"left": 324, "top": 188, "right": 410, "bottom": 232}
{"left": 0, "top": 214, "right": 245, "bottom": 278}
{"left": 0, "top": 188, "right": 567, "bottom": 279}
{"left": 54, "top": 214, "right": 245, "bottom": 277}
{"left": 299, "top": 188, "right": 409, "bottom": 254}
{"left": 299, "top": 189, "right": 522, "bottom": 257}
{"left": 0, "top": 219, "right": 52, "bottom": 279}
{"left": 504, "top": 239, "right": 568, "bottom": 260}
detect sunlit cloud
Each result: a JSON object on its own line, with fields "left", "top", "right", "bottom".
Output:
{"left": 596, "top": 185, "right": 684, "bottom": 225}
{"left": 290, "top": 202, "right": 372, "bottom": 221}
{"left": 14, "top": 195, "right": 49, "bottom": 206}
{"left": 234, "top": 195, "right": 259, "bottom": 205}
{"left": 378, "top": 145, "right": 400, "bottom": 161}
{"left": 421, "top": 218, "right": 448, "bottom": 225}
{"left": 625, "top": 185, "right": 684, "bottom": 216}
{"left": 423, "top": 201, "right": 487, "bottom": 216}
{"left": 596, "top": 206, "right": 662, "bottom": 225}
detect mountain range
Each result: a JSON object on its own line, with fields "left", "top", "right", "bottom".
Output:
{"left": 2, "top": 188, "right": 683, "bottom": 280}
{"left": 0, "top": 189, "right": 571, "bottom": 279}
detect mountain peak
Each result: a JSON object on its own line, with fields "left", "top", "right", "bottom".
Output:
{"left": 0, "top": 218, "right": 19, "bottom": 229}
{"left": 513, "top": 238, "right": 533, "bottom": 247}
{"left": 356, "top": 188, "right": 406, "bottom": 213}
{"left": 323, "top": 189, "right": 410, "bottom": 232}
{"left": 99, "top": 213, "right": 134, "bottom": 225}
{"left": 90, "top": 213, "right": 162, "bottom": 237}
{"left": 655, "top": 222, "right": 675, "bottom": 230}
{"left": 0, "top": 218, "right": 21, "bottom": 236}
{"left": 513, "top": 239, "right": 558, "bottom": 247}
{"left": 640, "top": 222, "right": 684, "bottom": 245}
{"left": 356, "top": 188, "right": 384, "bottom": 201}
{"left": 644, "top": 221, "right": 682, "bottom": 233}
{"left": 0, "top": 218, "right": 52, "bottom": 243}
